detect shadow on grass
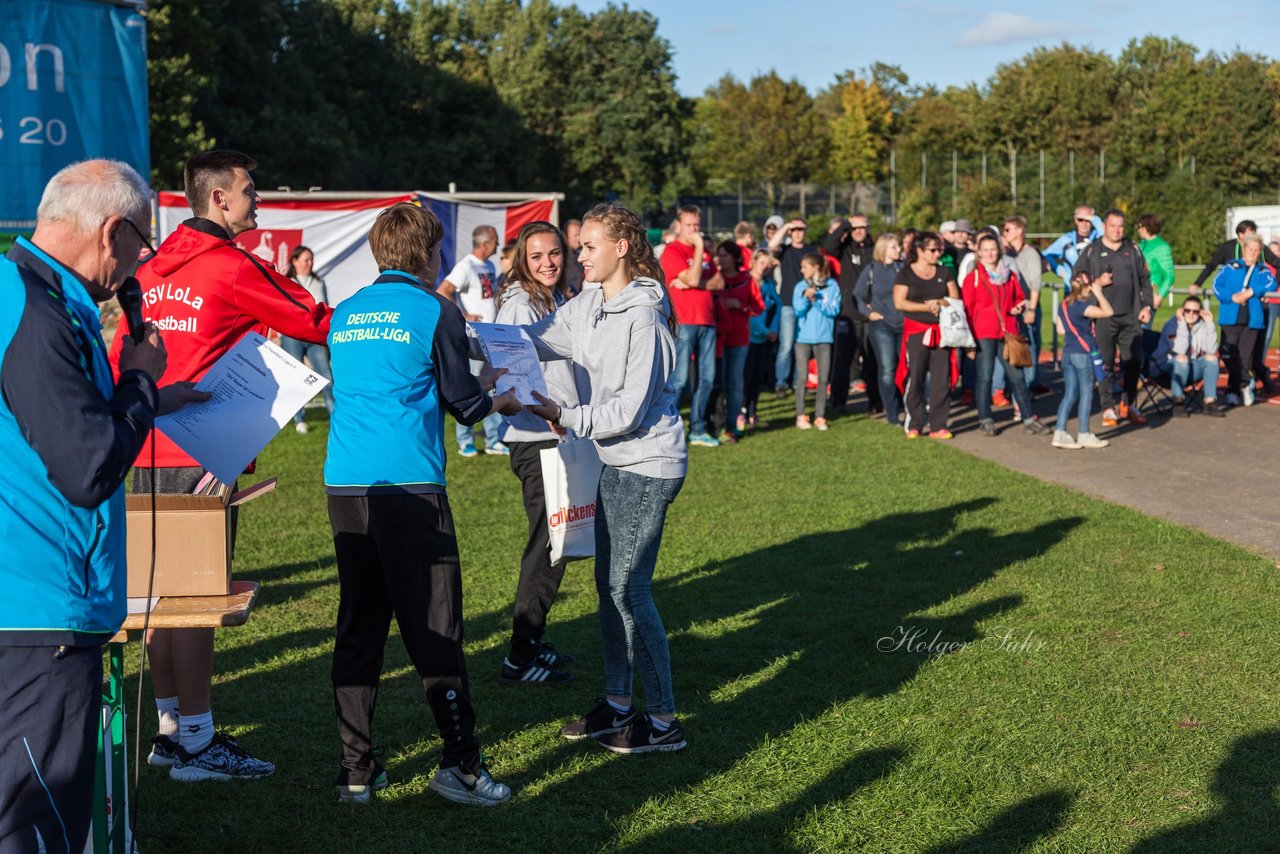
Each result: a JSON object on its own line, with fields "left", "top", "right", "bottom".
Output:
{"left": 923, "top": 791, "right": 1073, "bottom": 853}
{"left": 1130, "top": 729, "right": 1280, "bottom": 852}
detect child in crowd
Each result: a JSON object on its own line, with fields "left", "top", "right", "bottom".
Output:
{"left": 792, "top": 252, "right": 842, "bottom": 430}
{"left": 522, "top": 203, "right": 690, "bottom": 754}
{"left": 712, "top": 241, "right": 764, "bottom": 443}
{"left": 494, "top": 222, "right": 580, "bottom": 684}
{"left": 744, "top": 249, "right": 780, "bottom": 430}
{"left": 1052, "top": 270, "right": 1113, "bottom": 449}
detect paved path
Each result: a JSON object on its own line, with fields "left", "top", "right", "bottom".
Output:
{"left": 941, "top": 374, "right": 1280, "bottom": 560}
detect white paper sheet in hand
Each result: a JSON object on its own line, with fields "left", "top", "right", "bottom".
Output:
{"left": 154, "top": 332, "right": 329, "bottom": 484}
{"left": 469, "top": 322, "right": 549, "bottom": 405}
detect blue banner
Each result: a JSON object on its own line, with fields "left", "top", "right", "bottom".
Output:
{"left": 0, "top": 0, "right": 149, "bottom": 229}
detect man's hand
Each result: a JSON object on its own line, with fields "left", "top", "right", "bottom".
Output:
{"left": 118, "top": 323, "right": 167, "bottom": 382}
{"left": 766, "top": 332, "right": 778, "bottom": 343}
{"left": 527, "top": 390, "right": 561, "bottom": 424}
{"left": 492, "top": 388, "right": 522, "bottom": 416}
{"left": 868, "top": 311, "right": 884, "bottom": 322}
{"left": 1138, "top": 306, "right": 1153, "bottom": 324}
{"left": 478, "top": 364, "right": 508, "bottom": 392}
{"left": 157, "top": 381, "right": 212, "bottom": 415}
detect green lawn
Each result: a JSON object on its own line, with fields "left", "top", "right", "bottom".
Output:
{"left": 125, "top": 397, "right": 1280, "bottom": 852}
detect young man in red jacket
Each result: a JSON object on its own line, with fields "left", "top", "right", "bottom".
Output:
{"left": 109, "top": 150, "right": 332, "bottom": 780}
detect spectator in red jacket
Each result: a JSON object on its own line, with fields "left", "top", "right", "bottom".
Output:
{"left": 960, "top": 231, "right": 1047, "bottom": 437}
{"left": 108, "top": 150, "right": 332, "bottom": 782}
{"left": 710, "top": 241, "right": 764, "bottom": 442}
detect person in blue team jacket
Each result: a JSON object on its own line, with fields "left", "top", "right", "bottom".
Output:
{"left": 0, "top": 160, "right": 206, "bottom": 852}
{"left": 324, "top": 203, "right": 522, "bottom": 807}
{"left": 1213, "top": 235, "right": 1278, "bottom": 407}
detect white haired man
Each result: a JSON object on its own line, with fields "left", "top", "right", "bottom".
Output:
{"left": 0, "top": 160, "right": 205, "bottom": 850}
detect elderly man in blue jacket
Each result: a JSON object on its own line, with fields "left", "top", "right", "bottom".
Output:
{"left": 0, "top": 160, "right": 204, "bottom": 852}
{"left": 1043, "top": 205, "right": 1104, "bottom": 291}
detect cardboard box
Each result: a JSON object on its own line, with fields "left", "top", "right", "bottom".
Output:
{"left": 126, "top": 478, "right": 276, "bottom": 598}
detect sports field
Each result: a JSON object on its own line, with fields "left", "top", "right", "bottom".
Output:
{"left": 124, "top": 390, "right": 1280, "bottom": 852}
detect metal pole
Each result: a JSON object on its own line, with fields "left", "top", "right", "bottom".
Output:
{"left": 1039, "top": 150, "right": 1045, "bottom": 227}
{"left": 1069, "top": 150, "right": 1074, "bottom": 189}
{"left": 800, "top": 182, "right": 806, "bottom": 218}
{"left": 890, "top": 149, "right": 897, "bottom": 223}
{"left": 981, "top": 152, "right": 987, "bottom": 185}
{"left": 922, "top": 151, "right": 927, "bottom": 191}
{"left": 737, "top": 181, "right": 743, "bottom": 222}
{"left": 1099, "top": 149, "right": 1105, "bottom": 184}
{"left": 1010, "top": 147, "right": 1017, "bottom": 208}
{"left": 952, "top": 150, "right": 957, "bottom": 214}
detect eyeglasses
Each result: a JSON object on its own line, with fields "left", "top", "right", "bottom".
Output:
{"left": 1075, "top": 218, "right": 1092, "bottom": 223}
{"left": 850, "top": 225, "right": 868, "bottom": 231}
{"left": 920, "top": 245, "right": 942, "bottom": 254}
{"left": 120, "top": 217, "right": 157, "bottom": 265}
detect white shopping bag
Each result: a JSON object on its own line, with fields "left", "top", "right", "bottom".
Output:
{"left": 937, "top": 300, "right": 976, "bottom": 348}
{"left": 540, "top": 438, "right": 604, "bottom": 565}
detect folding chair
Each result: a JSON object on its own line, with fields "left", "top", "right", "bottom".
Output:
{"left": 1138, "top": 328, "right": 1176, "bottom": 417}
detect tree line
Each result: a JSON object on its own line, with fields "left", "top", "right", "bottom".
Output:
{"left": 149, "top": 3, "right": 1279, "bottom": 261}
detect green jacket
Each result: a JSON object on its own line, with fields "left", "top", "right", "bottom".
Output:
{"left": 1140, "top": 235, "right": 1175, "bottom": 299}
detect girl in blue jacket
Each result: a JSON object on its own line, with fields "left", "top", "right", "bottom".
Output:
{"left": 792, "top": 252, "right": 842, "bottom": 429}
{"left": 1213, "top": 235, "right": 1278, "bottom": 406}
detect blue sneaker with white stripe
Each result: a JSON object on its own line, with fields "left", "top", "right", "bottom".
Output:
{"left": 500, "top": 656, "right": 573, "bottom": 685}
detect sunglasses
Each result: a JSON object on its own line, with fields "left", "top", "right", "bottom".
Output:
{"left": 121, "top": 217, "right": 157, "bottom": 265}
{"left": 1075, "top": 217, "right": 1092, "bottom": 223}
{"left": 850, "top": 225, "right": 868, "bottom": 231}
{"left": 920, "top": 245, "right": 942, "bottom": 254}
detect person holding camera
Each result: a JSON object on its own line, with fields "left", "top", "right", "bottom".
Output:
{"left": 1072, "top": 209, "right": 1154, "bottom": 428}
{"left": 792, "top": 252, "right": 842, "bottom": 430}
{"left": 1052, "top": 270, "right": 1114, "bottom": 449}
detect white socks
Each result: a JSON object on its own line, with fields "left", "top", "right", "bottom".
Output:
{"left": 156, "top": 696, "right": 180, "bottom": 738}
{"left": 179, "top": 711, "right": 214, "bottom": 755}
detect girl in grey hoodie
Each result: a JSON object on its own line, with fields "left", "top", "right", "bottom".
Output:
{"left": 494, "top": 222, "right": 581, "bottom": 686}
{"left": 524, "top": 203, "right": 690, "bottom": 754}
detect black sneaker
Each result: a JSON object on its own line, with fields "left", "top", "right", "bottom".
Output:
{"left": 560, "top": 700, "right": 639, "bottom": 740}
{"left": 597, "top": 716, "right": 688, "bottom": 755}
{"left": 501, "top": 657, "right": 573, "bottom": 685}
{"left": 1204, "top": 401, "right": 1227, "bottom": 418}
{"left": 535, "top": 641, "right": 574, "bottom": 666}
{"left": 169, "top": 732, "right": 275, "bottom": 782}
{"left": 979, "top": 419, "right": 997, "bottom": 437}
{"left": 148, "top": 734, "right": 180, "bottom": 768}
{"left": 1022, "top": 420, "right": 1049, "bottom": 436}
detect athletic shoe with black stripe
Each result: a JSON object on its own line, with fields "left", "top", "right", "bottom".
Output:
{"left": 560, "top": 699, "right": 639, "bottom": 740}
{"left": 427, "top": 757, "right": 511, "bottom": 807}
{"left": 337, "top": 760, "right": 389, "bottom": 804}
{"left": 500, "top": 657, "right": 572, "bottom": 685}
{"left": 597, "top": 715, "right": 688, "bottom": 754}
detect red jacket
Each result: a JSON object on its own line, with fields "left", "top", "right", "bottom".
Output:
{"left": 961, "top": 265, "right": 1024, "bottom": 340}
{"left": 108, "top": 218, "right": 333, "bottom": 468}
{"left": 713, "top": 274, "right": 765, "bottom": 353}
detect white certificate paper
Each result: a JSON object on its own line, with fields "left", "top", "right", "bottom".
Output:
{"left": 155, "top": 332, "right": 329, "bottom": 484}
{"left": 469, "top": 322, "right": 548, "bottom": 405}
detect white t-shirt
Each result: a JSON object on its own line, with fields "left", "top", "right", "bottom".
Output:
{"left": 445, "top": 254, "right": 498, "bottom": 322}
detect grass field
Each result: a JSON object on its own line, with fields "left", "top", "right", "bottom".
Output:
{"left": 124, "top": 393, "right": 1280, "bottom": 852}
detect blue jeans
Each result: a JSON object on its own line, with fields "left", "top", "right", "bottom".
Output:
{"left": 975, "top": 338, "right": 1033, "bottom": 423}
{"left": 774, "top": 306, "right": 797, "bottom": 388}
{"left": 992, "top": 305, "right": 1041, "bottom": 392}
{"left": 1171, "top": 356, "right": 1220, "bottom": 401}
{"left": 1056, "top": 352, "right": 1094, "bottom": 434}
{"left": 673, "top": 324, "right": 717, "bottom": 436}
{"left": 280, "top": 336, "right": 335, "bottom": 423}
{"left": 595, "top": 465, "right": 684, "bottom": 714}
{"left": 455, "top": 358, "right": 504, "bottom": 448}
{"left": 867, "top": 321, "right": 902, "bottom": 424}
{"left": 719, "top": 345, "right": 748, "bottom": 432}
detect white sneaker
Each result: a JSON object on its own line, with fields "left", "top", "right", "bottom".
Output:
{"left": 1051, "top": 430, "right": 1082, "bottom": 449}
{"left": 1077, "top": 432, "right": 1109, "bottom": 449}
{"left": 295, "top": 421, "right": 309, "bottom": 434}
{"left": 427, "top": 762, "right": 511, "bottom": 807}
{"left": 1243, "top": 383, "right": 1256, "bottom": 407}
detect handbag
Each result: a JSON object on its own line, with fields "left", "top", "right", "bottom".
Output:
{"left": 937, "top": 300, "right": 975, "bottom": 348}
{"left": 539, "top": 437, "right": 604, "bottom": 565}
{"left": 981, "top": 273, "right": 1032, "bottom": 368}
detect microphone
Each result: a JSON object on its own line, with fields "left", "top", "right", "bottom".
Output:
{"left": 117, "top": 277, "right": 146, "bottom": 344}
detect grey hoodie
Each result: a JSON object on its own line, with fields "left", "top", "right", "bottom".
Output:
{"left": 494, "top": 285, "right": 581, "bottom": 444}
{"left": 525, "top": 278, "right": 687, "bottom": 479}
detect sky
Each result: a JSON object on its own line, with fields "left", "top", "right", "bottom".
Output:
{"left": 572, "top": 0, "right": 1276, "bottom": 96}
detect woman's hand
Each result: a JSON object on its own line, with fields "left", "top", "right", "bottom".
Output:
{"left": 804, "top": 287, "right": 817, "bottom": 300}
{"left": 528, "top": 390, "right": 562, "bottom": 424}
{"left": 925, "top": 298, "right": 942, "bottom": 315}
